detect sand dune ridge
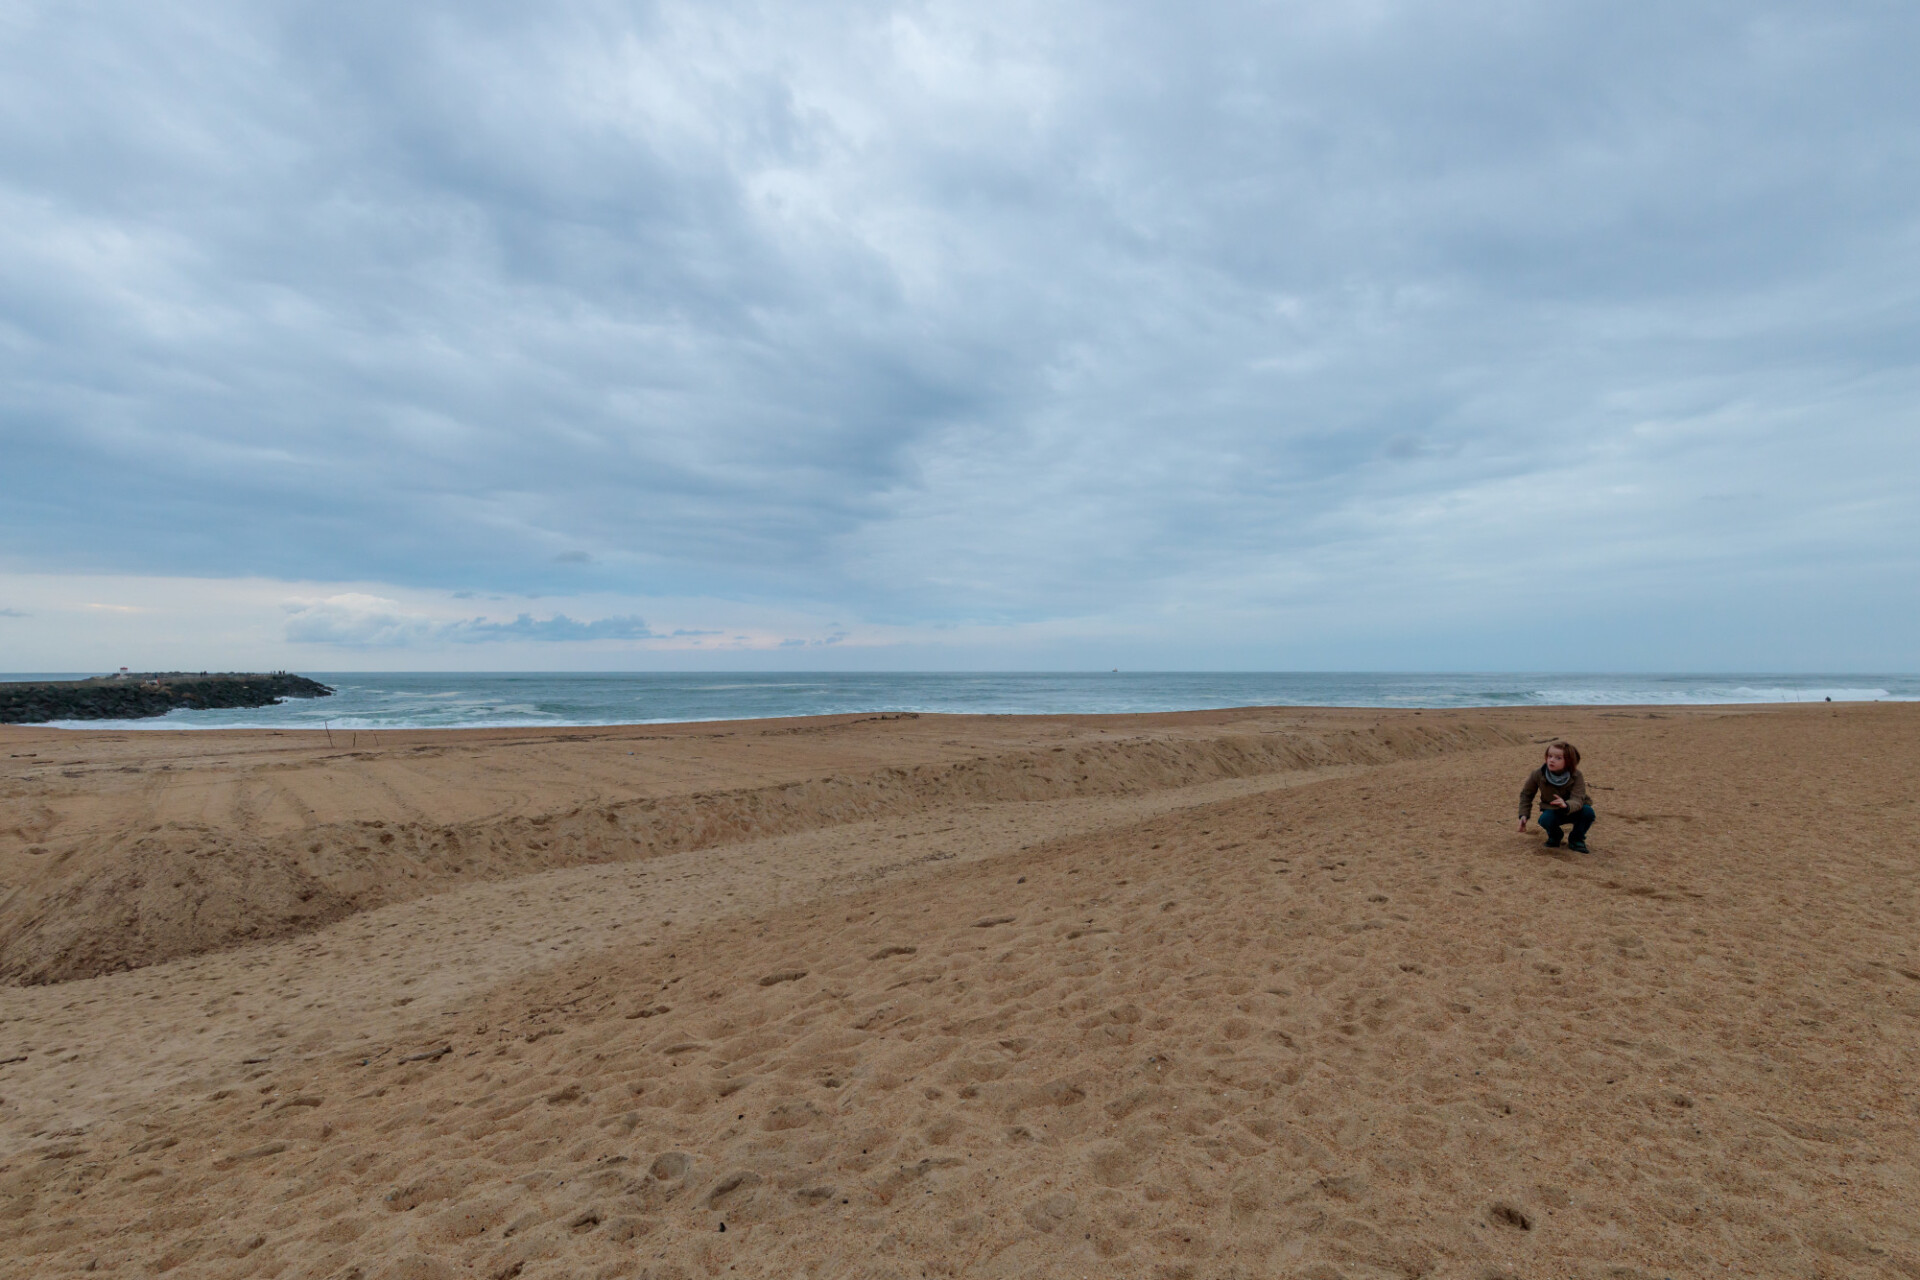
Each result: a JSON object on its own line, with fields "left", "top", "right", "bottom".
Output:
{"left": 0, "top": 719, "right": 1516, "bottom": 984}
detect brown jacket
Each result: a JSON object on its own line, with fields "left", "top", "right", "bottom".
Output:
{"left": 1519, "top": 767, "right": 1588, "bottom": 819}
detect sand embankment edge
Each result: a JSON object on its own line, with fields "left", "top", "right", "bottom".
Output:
{"left": 0, "top": 717, "right": 1522, "bottom": 983}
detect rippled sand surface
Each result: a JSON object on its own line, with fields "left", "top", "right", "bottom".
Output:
{"left": 1, "top": 703, "right": 1915, "bottom": 1278}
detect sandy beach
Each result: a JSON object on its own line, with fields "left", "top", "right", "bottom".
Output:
{"left": 1, "top": 702, "right": 1915, "bottom": 1278}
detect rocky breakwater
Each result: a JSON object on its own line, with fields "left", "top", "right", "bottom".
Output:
{"left": 0, "top": 672, "right": 334, "bottom": 723}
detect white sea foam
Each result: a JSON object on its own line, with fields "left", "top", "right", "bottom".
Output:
{"left": 23, "top": 672, "right": 1916, "bottom": 730}
{"left": 1528, "top": 685, "right": 1893, "bottom": 706}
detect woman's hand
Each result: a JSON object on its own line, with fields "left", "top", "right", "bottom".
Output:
{"left": 1517, "top": 818, "right": 1528, "bottom": 833}
{"left": 1549, "top": 796, "right": 1567, "bottom": 809}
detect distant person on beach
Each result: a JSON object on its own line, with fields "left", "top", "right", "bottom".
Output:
{"left": 1518, "top": 740, "right": 1595, "bottom": 852}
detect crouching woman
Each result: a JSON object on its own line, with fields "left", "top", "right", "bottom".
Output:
{"left": 1518, "top": 740, "right": 1596, "bottom": 852}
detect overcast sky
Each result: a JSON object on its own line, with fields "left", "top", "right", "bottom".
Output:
{"left": 3, "top": 1, "right": 1917, "bottom": 672}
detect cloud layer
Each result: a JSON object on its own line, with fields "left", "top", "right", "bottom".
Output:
{"left": 3, "top": 1, "right": 1917, "bottom": 667}
{"left": 282, "top": 596, "right": 660, "bottom": 648}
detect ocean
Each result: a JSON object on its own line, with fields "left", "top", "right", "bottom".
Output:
{"left": 4, "top": 671, "right": 1915, "bottom": 731}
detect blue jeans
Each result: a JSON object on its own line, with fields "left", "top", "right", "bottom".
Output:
{"left": 1538, "top": 804, "right": 1596, "bottom": 843}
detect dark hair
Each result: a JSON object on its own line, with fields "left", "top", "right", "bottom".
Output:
{"left": 1545, "top": 740, "right": 1580, "bottom": 770}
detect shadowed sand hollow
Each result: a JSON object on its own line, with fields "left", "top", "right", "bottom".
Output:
{"left": 0, "top": 703, "right": 1916, "bottom": 1278}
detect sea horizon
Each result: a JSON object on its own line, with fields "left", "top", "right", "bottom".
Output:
{"left": 3, "top": 670, "right": 1915, "bottom": 731}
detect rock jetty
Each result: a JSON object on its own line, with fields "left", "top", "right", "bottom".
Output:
{"left": 0, "top": 672, "right": 334, "bottom": 724}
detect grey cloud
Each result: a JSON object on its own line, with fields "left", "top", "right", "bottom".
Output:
{"left": 4, "top": 1, "right": 1918, "bottom": 663}
{"left": 283, "top": 602, "right": 442, "bottom": 650}
{"left": 282, "top": 598, "right": 655, "bottom": 647}
{"left": 455, "top": 614, "right": 655, "bottom": 643}
{"left": 776, "top": 631, "right": 846, "bottom": 648}
{"left": 0, "top": 608, "right": 27, "bottom": 618}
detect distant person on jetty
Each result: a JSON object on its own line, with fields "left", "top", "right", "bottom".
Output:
{"left": 1518, "top": 740, "right": 1595, "bottom": 852}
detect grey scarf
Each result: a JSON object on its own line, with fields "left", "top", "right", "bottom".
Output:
{"left": 1543, "top": 766, "right": 1571, "bottom": 787}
